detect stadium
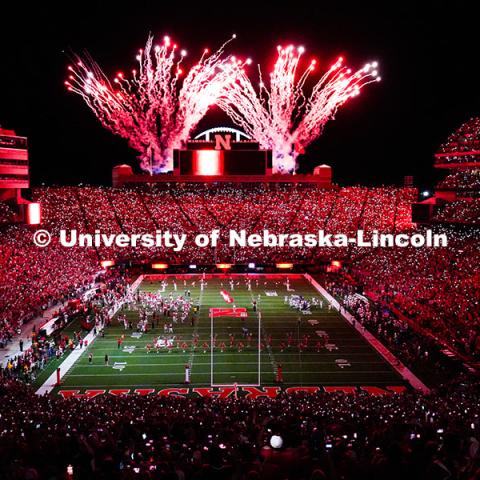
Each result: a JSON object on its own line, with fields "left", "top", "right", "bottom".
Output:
{"left": 1, "top": 3, "right": 480, "bottom": 480}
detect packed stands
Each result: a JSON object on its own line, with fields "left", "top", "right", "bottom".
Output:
{"left": 0, "top": 201, "right": 15, "bottom": 224}
{"left": 0, "top": 224, "right": 98, "bottom": 348}
{"left": 437, "top": 170, "right": 480, "bottom": 191}
{"left": 433, "top": 199, "right": 480, "bottom": 224}
{"left": 0, "top": 377, "right": 479, "bottom": 480}
{"left": 1, "top": 184, "right": 479, "bottom": 480}
{"left": 436, "top": 116, "right": 480, "bottom": 163}
{"left": 434, "top": 119, "right": 480, "bottom": 222}
{"left": 4, "top": 185, "right": 479, "bottom": 365}
{"left": 321, "top": 272, "right": 469, "bottom": 381}
{"left": 347, "top": 229, "right": 480, "bottom": 359}
{"left": 31, "top": 185, "right": 417, "bottom": 263}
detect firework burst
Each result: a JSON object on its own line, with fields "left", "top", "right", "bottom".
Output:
{"left": 217, "top": 45, "right": 381, "bottom": 173}
{"left": 66, "top": 35, "right": 238, "bottom": 172}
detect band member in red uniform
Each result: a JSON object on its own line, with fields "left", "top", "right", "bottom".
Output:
{"left": 276, "top": 363, "right": 283, "bottom": 383}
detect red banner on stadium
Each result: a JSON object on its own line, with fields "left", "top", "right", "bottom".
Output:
{"left": 220, "top": 290, "right": 234, "bottom": 303}
{"left": 209, "top": 307, "right": 247, "bottom": 318}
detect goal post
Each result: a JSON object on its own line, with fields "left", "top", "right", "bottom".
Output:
{"left": 210, "top": 309, "right": 261, "bottom": 387}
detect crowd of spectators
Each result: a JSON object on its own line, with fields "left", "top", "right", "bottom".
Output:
{"left": 320, "top": 273, "right": 465, "bottom": 382}
{"left": 0, "top": 224, "right": 99, "bottom": 349}
{"left": 437, "top": 171, "right": 480, "bottom": 191}
{"left": 1, "top": 271, "right": 129, "bottom": 384}
{"left": 0, "top": 200, "right": 15, "bottom": 224}
{"left": 32, "top": 184, "right": 417, "bottom": 263}
{"left": 0, "top": 184, "right": 479, "bottom": 479}
{"left": 0, "top": 377, "right": 479, "bottom": 480}
{"left": 346, "top": 228, "right": 480, "bottom": 360}
{"left": 433, "top": 200, "right": 480, "bottom": 225}
{"left": 0, "top": 184, "right": 417, "bottom": 354}
{"left": 4, "top": 185, "right": 477, "bottom": 359}
{"left": 436, "top": 117, "right": 480, "bottom": 162}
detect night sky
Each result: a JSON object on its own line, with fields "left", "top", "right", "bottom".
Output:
{"left": 1, "top": 0, "right": 478, "bottom": 189}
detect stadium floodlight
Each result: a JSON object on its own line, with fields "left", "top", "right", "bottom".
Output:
{"left": 26, "top": 203, "right": 41, "bottom": 225}
{"left": 276, "top": 263, "right": 294, "bottom": 269}
{"left": 189, "top": 264, "right": 197, "bottom": 269}
{"left": 152, "top": 262, "right": 168, "bottom": 270}
{"left": 248, "top": 262, "right": 255, "bottom": 269}
{"left": 100, "top": 260, "right": 115, "bottom": 268}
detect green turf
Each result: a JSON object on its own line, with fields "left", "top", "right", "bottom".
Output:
{"left": 54, "top": 275, "right": 406, "bottom": 392}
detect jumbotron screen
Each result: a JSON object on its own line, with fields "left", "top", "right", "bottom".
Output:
{"left": 174, "top": 140, "right": 272, "bottom": 175}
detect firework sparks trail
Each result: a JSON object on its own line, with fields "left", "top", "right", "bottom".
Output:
{"left": 216, "top": 45, "right": 381, "bottom": 173}
{"left": 66, "top": 35, "right": 239, "bottom": 172}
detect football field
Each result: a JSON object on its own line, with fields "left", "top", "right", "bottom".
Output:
{"left": 54, "top": 274, "right": 407, "bottom": 394}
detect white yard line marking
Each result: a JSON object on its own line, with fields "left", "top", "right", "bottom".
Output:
{"left": 188, "top": 287, "right": 204, "bottom": 376}
{"left": 65, "top": 369, "right": 395, "bottom": 377}
{"left": 304, "top": 273, "right": 430, "bottom": 394}
{"left": 74, "top": 352, "right": 381, "bottom": 358}
{"left": 70, "top": 360, "right": 385, "bottom": 367}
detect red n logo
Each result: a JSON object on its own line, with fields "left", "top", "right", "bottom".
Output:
{"left": 214, "top": 134, "right": 231, "bottom": 150}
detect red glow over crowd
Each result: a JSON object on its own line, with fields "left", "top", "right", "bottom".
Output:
{"left": 0, "top": 182, "right": 478, "bottom": 479}
{"left": 31, "top": 184, "right": 417, "bottom": 262}
{"left": 436, "top": 116, "right": 480, "bottom": 164}
{"left": 0, "top": 184, "right": 477, "bottom": 362}
{"left": 433, "top": 199, "right": 480, "bottom": 224}
{"left": 0, "top": 376, "right": 479, "bottom": 479}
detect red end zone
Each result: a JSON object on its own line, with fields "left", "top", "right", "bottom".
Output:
{"left": 58, "top": 385, "right": 407, "bottom": 399}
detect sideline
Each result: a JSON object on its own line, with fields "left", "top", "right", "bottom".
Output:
{"left": 304, "top": 273, "right": 431, "bottom": 394}
{"left": 1, "top": 282, "right": 100, "bottom": 368}
{"left": 1, "top": 302, "right": 67, "bottom": 368}
{"left": 35, "top": 275, "right": 144, "bottom": 395}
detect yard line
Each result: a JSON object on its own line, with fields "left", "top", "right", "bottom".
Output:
{"left": 72, "top": 361, "right": 387, "bottom": 367}
{"left": 188, "top": 285, "right": 204, "bottom": 376}
{"left": 66, "top": 369, "right": 396, "bottom": 377}
{"left": 76, "top": 352, "right": 381, "bottom": 359}
{"left": 249, "top": 291, "right": 274, "bottom": 381}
